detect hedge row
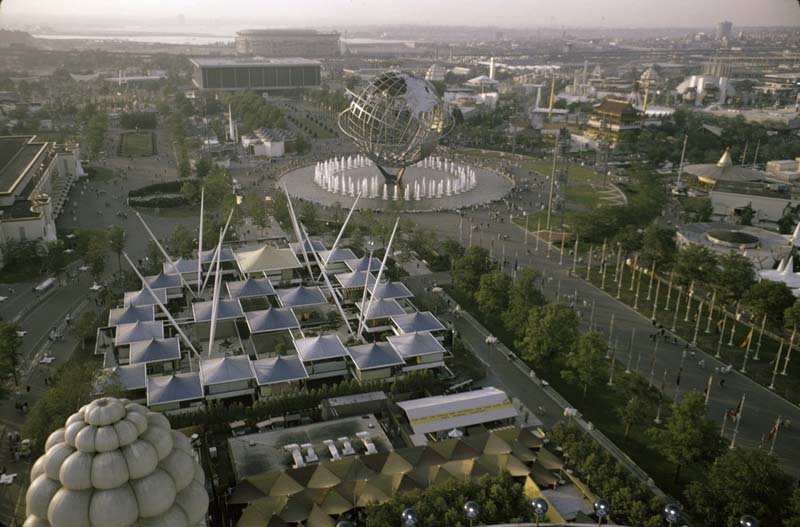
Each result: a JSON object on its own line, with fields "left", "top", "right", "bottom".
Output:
{"left": 128, "top": 180, "right": 185, "bottom": 197}
{"left": 128, "top": 196, "right": 188, "bottom": 208}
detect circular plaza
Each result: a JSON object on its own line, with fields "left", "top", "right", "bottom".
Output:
{"left": 279, "top": 155, "right": 513, "bottom": 211}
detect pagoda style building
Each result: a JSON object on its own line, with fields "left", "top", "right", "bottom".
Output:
{"left": 587, "top": 98, "right": 641, "bottom": 146}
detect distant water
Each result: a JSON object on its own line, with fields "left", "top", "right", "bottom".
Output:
{"left": 33, "top": 34, "right": 234, "bottom": 45}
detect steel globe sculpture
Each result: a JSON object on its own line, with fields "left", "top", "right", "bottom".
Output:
{"left": 23, "top": 397, "right": 208, "bottom": 527}
{"left": 338, "top": 71, "right": 453, "bottom": 184}
{"left": 663, "top": 503, "right": 682, "bottom": 525}
{"left": 401, "top": 507, "right": 419, "bottom": 527}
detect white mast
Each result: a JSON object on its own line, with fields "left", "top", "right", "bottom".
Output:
{"left": 206, "top": 230, "right": 224, "bottom": 358}
{"left": 356, "top": 250, "right": 374, "bottom": 337}
{"left": 676, "top": 134, "right": 688, "bottom": 185}
{"left": 200, "top": 208, "right": 235, "bottom": 295}
{"left": 317, "top": 194, "right": 360, "bottom": 280}
{"left": 300, "top": 222, "right": 355, "bottom": 337}
{"left": 228, "top": 104, "right": 235, "bottom": 143}
{"left": 359, "top": 218, "right": 399, "bottom": 338}
{"left": 135, "top": 211, "right": 195, "bottom": 297}
{"left": 197, "top": 187, "right": 204, "bottom": 294}
{"left": 123, "top": 253, "right": 200, "bottom": 367}
{"left": 284, "top": 186, "right": 314, "bottom": 278}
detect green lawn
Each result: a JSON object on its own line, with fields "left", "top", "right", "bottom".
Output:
{"left": 119, "top": 132, "right": 155, "bottom": 157}
{"left": 85, "top": 165, "right": 115, "bottom": 182}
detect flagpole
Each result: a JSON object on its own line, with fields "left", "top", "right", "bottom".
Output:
{"left": 720, "top": 408, "right": 728, "bottom": 438}
{"left": 652, "top": 280, "right": 661, "bottom": 320}
{"left": 571, "top": 236, "right": 579, "bottom": 274}
{"left": 625, "top": 329, "right": 635, "bottom": 373}
{"left": 646, "top": 262, "right": 655, "bottom": 300}
{"left": 730, "top": 393, "right": 746, "bottom": 449}
{"left": 741, "top": 327, "right": 754, "bottom": 373}
{"left": 769, "top": 340, "right": 784, "bottom": 390}
{"left": 716, "top": 314, "right": 727, "bottom": 358}
{"left": 535, "top": 218, "right": 541, "bottom": 252}
{"left": 705, "top": 290, "right": 716, "bottom": 333}
{"left": 633, "top": 271, "right": 642, "bottom": 310}
{"left": 654, "top": 368, "right": 667, "bottom": 424}
{"left": 607, "top": 338, "right": 618, "bottom": 386}
{"left": 648, "top": 339, "right": 659, "bottom": 387}
{"left": 692, "top": 301, "right": 704, "bottom": 346}
{"left": 664, "top": 270, "right": 674, "bottom": 311}
{"left": 683, "top": 282, "right": 693, "bottom": 322}
{"left": 613, "top": 243, "right": 622, "bottom": 283}
{"left": 753, "top": 314, "right": 766, "bottom": 360}
{"left": 704, "top": 373, "right": 713, "bottom": 406}
{"left": 671, "top": 286, "right": 682, "bottom": 332}
{"left": 629, "top": 258, "right": 636, "bottom": 291}
{"left": 769, "top": 415, "right": 781, "bottom": 454}
{"left": 616, "top": 262, "right": 624, "bottom": 299}
{"left": 524, "top": 213, "right": 528, "bottom": 244}
{"left": 606, "top": 313, "right": 615, "bottom": 358}
{"left": 782, "top": 324, "right": 796, "bottom": 375}
{"left": 586, "top": 244, "right": 593, "bottom": 280}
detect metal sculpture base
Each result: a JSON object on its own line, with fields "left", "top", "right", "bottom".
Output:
{"left": 376, "top": 165, "right": 406, "bottom": 185}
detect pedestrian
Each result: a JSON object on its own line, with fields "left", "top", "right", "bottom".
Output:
{"left": 719, "top": 378, "right": 726, "bottom": 388}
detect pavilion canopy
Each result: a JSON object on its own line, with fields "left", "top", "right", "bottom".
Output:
{"left": 246, "top": 308, "right": 300, "bottom": 334}
{"left": 227, "top": 278, "right": 276, "bottom": 299}
{"left": 200, "top": 247, "right": 237, "bottom": 263}
{"left": 129, "top": 337, "right": 181, "bottom": 365}
{"left": 334, "top": 271, "right": 377, "bottom": 289}
{"left": 277, "top": 286, "right": 327, "bottom": 308}
{"left": 105, "top": 364, "right": 146, "bottom": 390}
{"left": 143, "top": 272, "right": 183, "bottom": 289}
{"left": 684, "top": 148, "right": 767, "bottom": 185}
{"left": 114, "top": 321, "right": 164, "bottom": 346}
{"left": 294, "top": 335, "right": 349, "bottom": 362}
{"left": 318, "top": 248, "right": 356, "bottom": 264}
{"left": 390, "top": 311, "right": 445, "bottom": 333}
{"left": 347, "top": 342, "right": 405, "bottom": 371}
{"left": 356, "top": 299, "right": 406, "bottom": 320}
{"left": 163, "top": 257, "right": 199, "bottom": 274}
{"left": 343, "top": 256, "right": 383, "bottom": 272}
{"left": 290, "top": 239, "right": 327, "bottom": 255}
{"left": 387, "top": 331, "right": 445, "bottom": 358}
{"left": 108, "top": 305, "right": 154, "bottom": 327}
{"left": 236, "top": 245, "right": 302, "bottom": 274}
{"left": 200, "top": 356, "right": 255, "bottom": 385}
{"left": 146, "top": 372, "right": 203, "bottom": 406}
{"left": 192, "top": 298, "right": 245, "bottom": 322}
{"left": 251, "top": 355, "right": 309, "bottom": 386}
{"left": 124, "top": 287, "right": 168, "bottom": 307}
{"left": 368, "top": 281, "right": 414, "bottom": 300}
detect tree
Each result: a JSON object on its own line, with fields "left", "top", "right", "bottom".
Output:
{"left": 299, "top": 202, "right": 318, "bottom": 232}
{"left": 735, "top": 204, "right": 755, "bottom": 226}
{"left": 180, "top": 179, "right": 201, "bottom": 205}
{"left": 0, "top": 321, "right": 24, "bottom": 386}
{"left": 85, "top": 233, "right": 108, "bottom": 281}
{"left": 617, "top": 396, "right": 650, "bottom": 439}
{"left": 452, "top": 246, "right": 493, "bottom": 296}
{"left": 518, "top": 303, "right": 579, "bottom": 369}
{"left": 108, "top": 225, "right": 126, "bottom": 273}
{"left": 784, "top": 299, "right": 800, "bottom": 329}
{"left": 144, "top": 240, "right": 164, "bottom": 275}
{"left": 171, "top": 224, "right": 195, "bottom": 259}
{"left": 561, "top": 331, "right": 608, "bottom": 398}
{"left": 785, "top": 489, "right": 800, "bottom": 527}
{"left": 475, "top": 270, "right": 512, "bottom": 316}
{"left": 243, "top": 191, "right": 268, "bottom": 228}
{"left": 683, "top": 197, "right": 713, "bottom": 223}
{"left": 365, "top": 472, "right": 532, "bottom": 527}
{"left": 269, "top": 191, "right": 291, "bottom": 228}
{"left": 715, "top": 253, "right": 756, "bottom": 301}
{"left": 73, "top": 311, "right": 100, "bottom": 351}
{"left": 647, "top": 392, "right": 722, "bottom": 482}
{"left": 742, "top": 280, "right": 796, "bottom": 327}
{"left": 195, "top": 157, "right": 212, "bottom": 178}
{"left": 673, "top": 244, "right": 718, "bottom": 284}
{"left": 43, "top": 240, "right": 69, "bottom": 281}
{"left": 639, "top": 224, "right": 676, "bottom": 268}
{"left": 685, "top": 448, "right": 793, "bottom": 527}
{"left": 502, "top": 268, "right": 546, "bottom": 337}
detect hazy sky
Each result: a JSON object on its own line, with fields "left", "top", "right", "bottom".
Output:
{"left": 2, "top": 0, "right": 799, "bottom": 29}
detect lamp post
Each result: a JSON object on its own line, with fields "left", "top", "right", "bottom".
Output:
{"left": 740, "top": 515, "right": 759, "bottom": 527}
{"left": 401, "top": 508, "right": 418, "bottom": 527}
{"left": 337, "top": 522, "right": 354, "bottom": 527}
{"left": 531, "top": 498, "right": 549, "bottom": 527}
{"left": 593, "top": 498, "right": 611, "bottom": 526}
{"left": 464, "top": 501, "right": 480, "bottom": 527}
{"left": 663, "top": 503, "right": 682, "bottom": 526}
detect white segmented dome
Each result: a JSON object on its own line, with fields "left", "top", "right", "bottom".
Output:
{"left": 24, "top": 397, "right": 208, "bottom": 527}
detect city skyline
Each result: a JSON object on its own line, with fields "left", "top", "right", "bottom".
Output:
{"left": 1, "top": 0, "right": 799, "bottom": 30}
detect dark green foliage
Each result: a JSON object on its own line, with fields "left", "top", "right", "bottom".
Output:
{"left": 365, "top": 472, "right": 532, "bottom": 527}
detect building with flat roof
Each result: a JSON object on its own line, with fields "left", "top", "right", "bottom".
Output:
{"left": 190, "top": 57, "right": 321, "bottom": 92}
{"left": 235, "top": 29, "right": 339, "bottom": 58}
{"left": 0, "top": 135, "right": 83, "bottom": 265}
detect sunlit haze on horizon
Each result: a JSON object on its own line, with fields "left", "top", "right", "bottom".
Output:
{"left": 1, "top": 0, "right": 799, "bottom": 29}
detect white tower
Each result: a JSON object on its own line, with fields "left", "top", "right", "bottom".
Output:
{"left": 489, "top": 57, "right": 496, "bottom": 80}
